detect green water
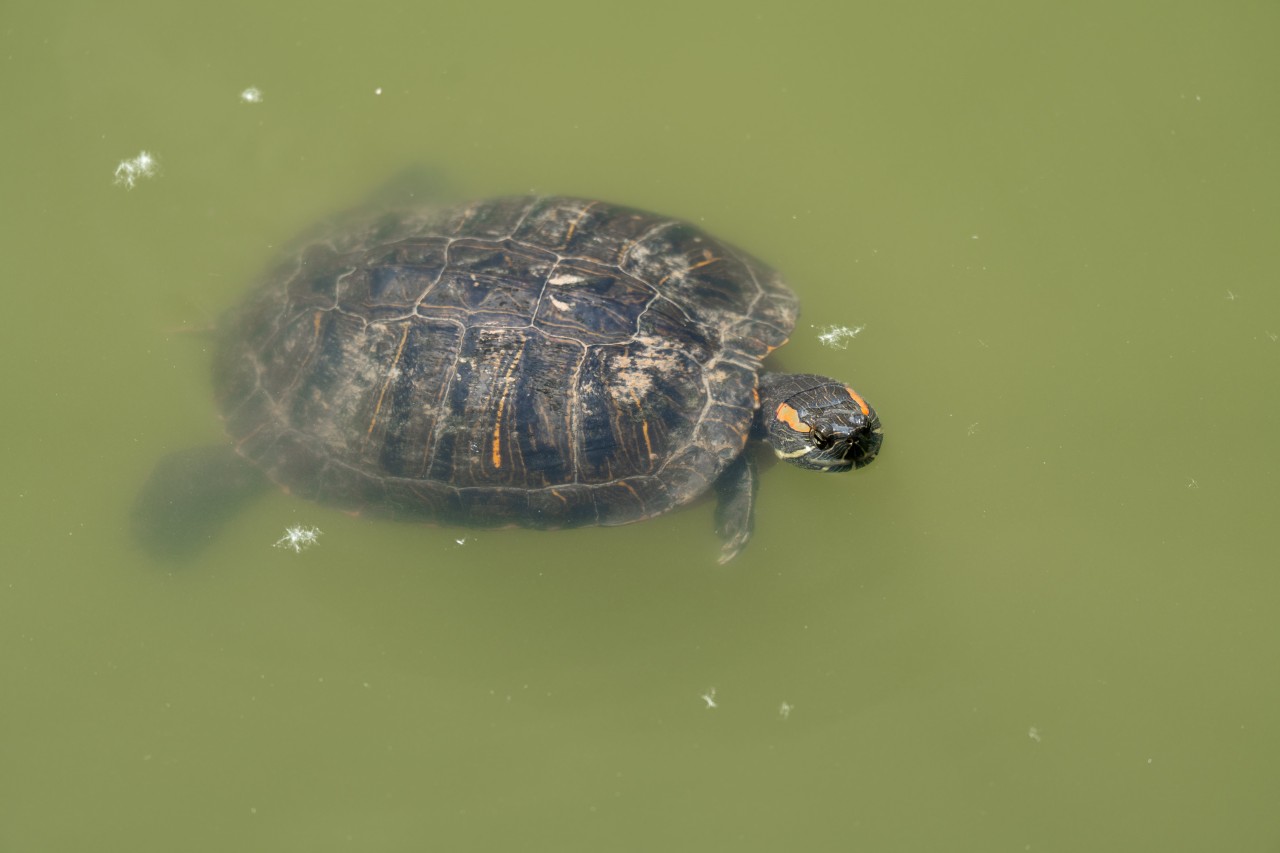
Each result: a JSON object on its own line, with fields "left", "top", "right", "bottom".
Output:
{"left": 4, "top": 1, "right": 1279, "bottom": 850}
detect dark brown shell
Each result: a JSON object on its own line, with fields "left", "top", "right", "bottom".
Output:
{"left": 214, "top": 196, "right": 798, "bottom": 529}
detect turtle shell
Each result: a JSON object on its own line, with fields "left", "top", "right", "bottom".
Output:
{"left": 214, "top": 196, "right": 798, "bottom": 529}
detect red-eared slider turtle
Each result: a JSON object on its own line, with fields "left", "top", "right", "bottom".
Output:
{"left": 135, "top": 196, "right": 883, "bottom": 562}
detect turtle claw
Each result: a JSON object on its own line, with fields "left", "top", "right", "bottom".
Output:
{"left": 717, "top": 535, "right": 747, "bottom": 565}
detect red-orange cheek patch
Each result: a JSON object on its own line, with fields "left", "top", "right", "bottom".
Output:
{"left": 845, "top": 387, "right": 871, "bottom": 417}
{"left": 775, "top": 402, "right": 811, "bottom": 433}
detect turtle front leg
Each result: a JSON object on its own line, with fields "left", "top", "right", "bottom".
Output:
{"left": 714, "top": 452, "right": 758, "bottom": 564}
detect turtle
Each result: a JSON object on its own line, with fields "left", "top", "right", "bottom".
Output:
{"left": 133, "top": 195, "right": 883, "bottom": 563}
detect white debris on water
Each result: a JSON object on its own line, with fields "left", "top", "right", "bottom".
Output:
{"left": 113, "top": 150, "right": 159, "bottom": 189}
{"left": 700, "top": 687, "right": 718, "bottom": 709}
{"left": 239, "top": 86, "right": 264, "bottom": 104}
{"left": 274, "top": 525, "right": 323, "bottom": 553}
{"left": 1028, "top": 726, "right": 1042, "bottom": 743}
{"left": 779, "top": 701, "right": 793, "bottom": 720}
{"left": 814, "top": 324, "right": 864, "bottom": 349}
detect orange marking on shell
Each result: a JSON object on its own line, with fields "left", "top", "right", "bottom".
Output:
{"left": 775, "top": 402, "right": 811, "bottom": 433}
{"left": 564, "top": 201, "right": 597, "bottom": 246}
{"left": 624, "top": 388, "right": 655, "bottom": 462}
{"left": 490, "top": 348, "right": 525, "bottom": 469}
{"left": 490, "top": 421, "right": 502, "bottom": 468}
{"left": 845, "top": 387, "right": 871, "bottom": 417}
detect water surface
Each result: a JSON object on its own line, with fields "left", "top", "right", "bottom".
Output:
{"left": 3, "top": 2, "right": 1278, "bottom": 850}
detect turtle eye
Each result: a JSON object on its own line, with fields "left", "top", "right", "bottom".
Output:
{"left": 811, "top": 427, "right": 835, "bottom": 451}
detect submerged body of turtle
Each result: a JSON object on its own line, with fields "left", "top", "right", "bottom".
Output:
{"left": 140, "top": 196, "right": 883, "bottom": 561}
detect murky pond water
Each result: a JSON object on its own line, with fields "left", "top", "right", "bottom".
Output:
{"left": 3, "top": 2, "right": 1278, "bottom": 850}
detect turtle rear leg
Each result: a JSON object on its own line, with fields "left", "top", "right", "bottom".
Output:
{"left": 131, "top": 445, "right": 267, "bottom": 561}
{"left": 713, "top": 453, "right": 758, "bottom": 564}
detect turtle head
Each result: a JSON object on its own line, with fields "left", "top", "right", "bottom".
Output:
{"left": 758, "top": 373, "right": 883, "bottom": 473}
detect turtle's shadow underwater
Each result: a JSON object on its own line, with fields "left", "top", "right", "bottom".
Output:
{"left": 133, "top": 195, "right": 883, "bottom": 564}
